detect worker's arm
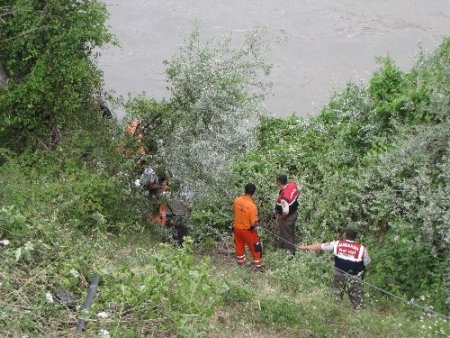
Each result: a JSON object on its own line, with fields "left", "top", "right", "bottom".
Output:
{"left": 298, "top": 243, "right": 323, "bottom": 251}
{"left": 278, "top": 199, "right": 289, "bottom": 220}
{"left": 363, "top": 248, "right": 371, "bottom": 266}
{"left": 299, "top": 241, "right": 335, "bottom": 252}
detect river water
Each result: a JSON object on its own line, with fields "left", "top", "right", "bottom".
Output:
{"left": 98, "top": 0, "right": 450, "bottom": 118}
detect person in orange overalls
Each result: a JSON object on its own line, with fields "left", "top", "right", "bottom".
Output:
{"left": 233, "top": 183, "right": 263, "bottom": 269}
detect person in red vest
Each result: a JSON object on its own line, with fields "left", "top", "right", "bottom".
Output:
{"left": 299, "top": 227, "right": 371, "bottom": 309}
{"left": 275, "top": 174, "right": 300, "bottom": 255}
{"left": 233, "top": 183, "right": 264, "bottom": 269}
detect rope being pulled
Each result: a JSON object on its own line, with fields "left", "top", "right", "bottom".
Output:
{"left": 258, "top": 224, "right": 450, "bottom": 321}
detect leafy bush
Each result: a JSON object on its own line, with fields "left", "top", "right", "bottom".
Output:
{"left": 0, "top": 146, "right": 138, "bottom": 235}
{"left": 0, "top": 0, "right": 115, "bottom": 153}
{"left": 96, "top": 240, "right": 222, "bottom": 337}
{"left": 0, "top": 206, "right": 29, "bottom": 239}
{"left": 122, "top": 27, "right": 277, "bottom": 235}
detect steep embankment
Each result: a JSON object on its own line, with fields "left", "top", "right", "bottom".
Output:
{"left": 2, "top": 226, "right": 447, "bottom": 337}
{"left": 1, "top": 1, "right": 448, "bottom": 336}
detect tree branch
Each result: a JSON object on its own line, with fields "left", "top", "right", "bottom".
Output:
{"left": 0, "top": 25, "right": 50, "bottom": 43}
{"left": 36, "top": 137, "right": 50, "bottom": 151}
{"left": 0, "top": 62, "right": 7, "bottom": 86}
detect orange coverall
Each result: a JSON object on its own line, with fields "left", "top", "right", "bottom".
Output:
{"left": 233, "top": 194, "right": 263, "bottom": 267}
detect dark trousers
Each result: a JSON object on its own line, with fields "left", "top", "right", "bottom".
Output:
{"left": 277, "top": 211, "right": 298, "bottom": 254}
{"left": 167, "top": 215, "right": 187, "bottom": 246}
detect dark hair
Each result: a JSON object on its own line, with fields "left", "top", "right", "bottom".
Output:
{"left": 276, "top": 174, "right": 288, "bottom": 185}
{"left": 158, "top": 175, "right": 168, "bottom": 184}
{"left": 344, "top": 228, "right": 358, "bottom": 240}
{"left": 244, "top": 183, "right": 256, "bottom": 195}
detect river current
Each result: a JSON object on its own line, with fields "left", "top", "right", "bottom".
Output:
{"left": 99, "top": 0, "right": 450, "bottom": 118}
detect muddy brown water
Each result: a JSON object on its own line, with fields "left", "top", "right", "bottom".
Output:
{"left": 98, "top": 0, "right": 450, "bottom": 119}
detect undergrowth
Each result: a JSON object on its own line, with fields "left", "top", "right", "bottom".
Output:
{"left": 1, "top": 229, "right": 448, "bottom": 337}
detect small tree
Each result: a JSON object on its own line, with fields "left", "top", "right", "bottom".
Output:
{"left": 160, "top": 27, "right": 273, "bottom": 201}
{"left": 0, "top": 0, "right": 114, "bottom": 152}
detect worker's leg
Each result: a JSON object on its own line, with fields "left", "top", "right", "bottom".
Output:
{"left": 234, "top": 228, "right": 247, "bottom": 265}
{"left": 332, "top": 270, "right": 345, "bottom": 301}
{"left": 348, "top": 275, "right": 363, "bottom": 310}
{"left": 243, "top": 228, "right": 263, "bottom": 268}
{"left": 278, "top": 212, "right": 298, "bottom": 254}
{"left": 173, "top": 216, "right": 188, "bottom": 246}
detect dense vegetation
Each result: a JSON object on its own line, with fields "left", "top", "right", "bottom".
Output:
{"left": 0, "top": 0, "right": 449, "bottom": 336}
{"left": 231, "top": 47, "right": 450, "bottom": 311}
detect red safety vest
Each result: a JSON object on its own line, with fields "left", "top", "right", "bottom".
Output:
{"left": 275, "top": 182, "right": 299, "bottom": 214}
{"left": 333, "top": 240, "right": 365, "bottom": 274}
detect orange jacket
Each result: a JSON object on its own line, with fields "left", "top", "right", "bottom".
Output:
{"left": 150, "top": 204, "right": 167, "bottom": 225}
{"left": 233, "top": 195, "right": 258, "bottom": 230}
{"left": 126, "top": 118, "right": 145, "bottom": 156}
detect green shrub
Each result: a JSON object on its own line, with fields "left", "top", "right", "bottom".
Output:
{"left": 222, "top": 285, "right": 253, "bottom": 305}
{"left": 0, "top": 206, "right": 30, "bottom": 239}
{"left": 97, "top": 240, "right": 222, "bottom": 337}
{"left": 258, "top": 298, "right": 306, "bottom": 329}
{"left": 0, "top": 0, "right": 114, "bottom": 152}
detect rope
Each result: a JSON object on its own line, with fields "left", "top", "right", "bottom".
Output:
{"left": 258, "top": 224, "right": 450, "bottom": 320}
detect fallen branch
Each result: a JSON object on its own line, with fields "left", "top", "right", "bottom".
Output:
{"left": 76, "top": 276, "right": 100, "bottom": 333}
{"left": 36, "top": 137, "right": 50, "bottom": 150}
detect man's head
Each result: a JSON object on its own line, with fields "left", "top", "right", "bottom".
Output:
{"left": 160, "top": 177, "right": 170, "bottom": 192}
{"left": 276, "top": 174, "right": 288, "bottom": 187}
{"left": 244, "top": 183, "right": 256, "bottom": 196}
{"left": 344, "top": 227, "right": 358, "bottom": 240}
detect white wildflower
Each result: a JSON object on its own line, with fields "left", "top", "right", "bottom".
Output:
{"left": 97, "top": 311, "right": 109, "bottom": 319}
{"left": 99, "top": 329, "right": 111, "bottom": 338}
{"left": 0, "top": 239, "right": 10, "bottom": 246}
{"left": 15, "top": 247, "right": 22, "bottom": 262}
{"left": 70, "top": 269, "right": 80, "bottom": 278}
{"left": 45, "top": 292, "right": 54, "bottom": 303}
{"left": 24, "top": 241, "right": 33, "bottom": 251}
